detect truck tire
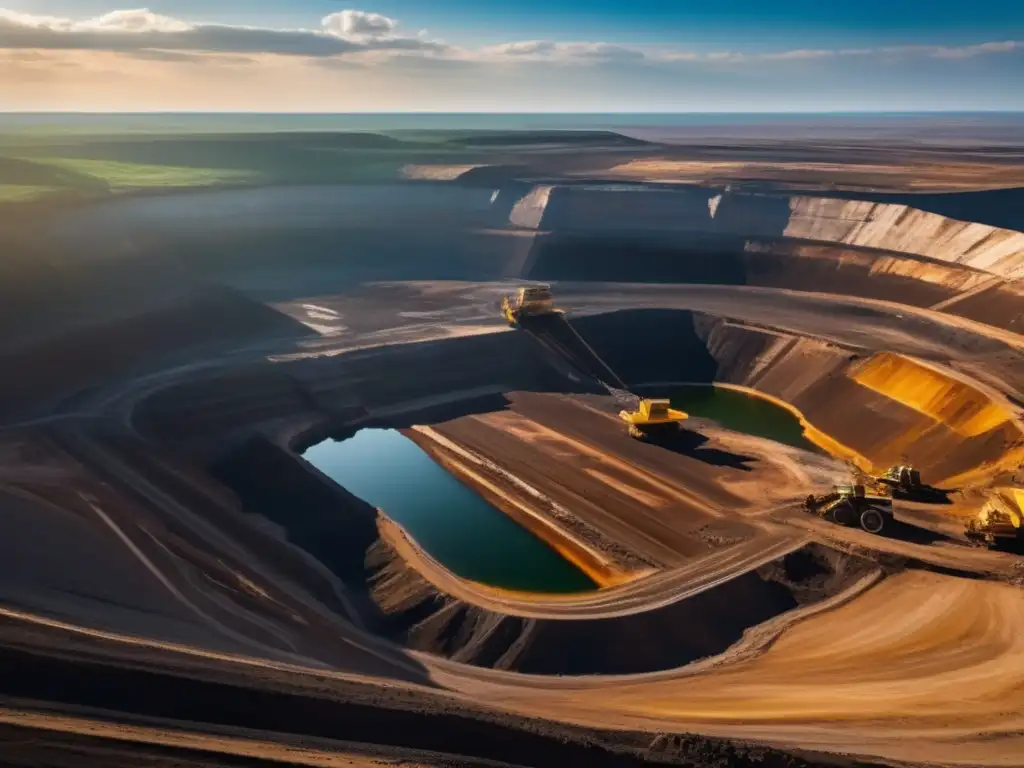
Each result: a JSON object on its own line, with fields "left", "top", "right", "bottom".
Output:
{"left": 860, "top": 507, "right": 886, "bottom": 534}
{"left": 830, "top": 501, "right": 857, "bottom": 527}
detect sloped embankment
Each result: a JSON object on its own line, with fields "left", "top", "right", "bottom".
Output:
{"left": 368, "top": 522, "right": 872, "bottom": 676}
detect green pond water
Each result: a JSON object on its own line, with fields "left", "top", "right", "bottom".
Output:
{"left": 664, "top": 384, "right": 819, "bottom": 452}
{"left": 303, "top": 429, "right": 596, "bottom": 593}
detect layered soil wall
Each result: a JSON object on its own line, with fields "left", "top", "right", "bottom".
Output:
{"left": 694, "top": 317, "right": 1024, "bottom": 484}
{"left": 515, "top": 184, "right": 1024, "bottom": 331}
{"left": 526, "top": 187, "right": 1024, "bottom": 280}
{"left": 135, "top": 328, "right": 574, "bottom": 450}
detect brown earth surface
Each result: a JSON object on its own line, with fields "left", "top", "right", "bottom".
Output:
{"left": 3, "top": 143, "right": 1024, "bottom": 767}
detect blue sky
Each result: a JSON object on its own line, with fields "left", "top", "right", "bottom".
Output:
{"left": 9, "top": 0, "right": 1024, "bottom": 45}
{"left": 0, "top": 2, "right": 1021, "bottom": 110}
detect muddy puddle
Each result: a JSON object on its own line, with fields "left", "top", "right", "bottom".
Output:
{"left": 303, "top": 428, "right": 596, "bottom": 593}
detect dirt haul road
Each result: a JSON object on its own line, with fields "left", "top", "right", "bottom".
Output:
{"left": 426, "top": 570, "right": 1024, "bottom": 767}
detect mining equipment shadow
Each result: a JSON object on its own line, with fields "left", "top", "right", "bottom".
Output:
{"left": 878, "top": 516, "right": 957, "bottom": 547}
{"left": 890, "top": 485, "right": 955, "bottom": 505}
{"left": 657, "top": 427, "right": 757, "bottom": 471}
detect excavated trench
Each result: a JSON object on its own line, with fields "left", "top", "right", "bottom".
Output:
{"left": 212, "top": 427, "right": 876, "bottom": 676}
{"left": 184, "top": 305, "right": 1021, "bottom": 675}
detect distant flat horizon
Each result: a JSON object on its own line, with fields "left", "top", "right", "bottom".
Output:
{"left": 3, "top": 111, "right": 1021, "bottom": 144}
{"left": 4, "top": 110, "right": 1023, "bottom": 116}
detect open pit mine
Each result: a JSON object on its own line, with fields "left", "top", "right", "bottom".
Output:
{"left": 2, "top": 154, "right": 1024, "bottom": 768}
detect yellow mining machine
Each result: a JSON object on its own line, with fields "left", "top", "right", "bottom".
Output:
{"left": 876, "top": 465, "right": 923, "bottom": 495}
{"left": 965, "top": 487, "right": 1023, "bottom": 549}
{"left": 501, "top": 284, "right": 560, "bottom": 327}
{"left": 619, "top": 398, "right": 689, "bottom": 441}
{"left": 804, "top": 483, "right": 894, "bottom": 535}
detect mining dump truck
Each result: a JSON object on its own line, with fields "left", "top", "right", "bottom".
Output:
{"left": 965, "top": 488, "right": 1023, "bottom": 549}
{"left": 619, "top": 398, "right": 689, "bottom": 441}
{"left": 804, "top": 483, "right": 894, "bottom": 535}
{"left": 501, "top": 284, "right": 560, "bottom": 327}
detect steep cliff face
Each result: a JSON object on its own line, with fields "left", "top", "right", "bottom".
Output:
{"left": 518, "top": 186, "right": 1024, "bottom": 281}
{"left": 776, "top": 197, "right": 1024, "bottom": 280}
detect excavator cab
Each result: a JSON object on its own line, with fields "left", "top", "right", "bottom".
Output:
{"left": 501, "top": 285, "right": 559, "bottom": 327}
{"left": 619, "top": 398, "right": 688, "bottom": 441}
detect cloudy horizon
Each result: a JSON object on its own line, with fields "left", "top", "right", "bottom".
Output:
{"left": 1, "top": 4, "right": 1021, "bottom": 111}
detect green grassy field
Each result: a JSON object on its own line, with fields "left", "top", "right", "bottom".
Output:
{"left": 0, "top": 122, "right": 640, "bottom": 204}
{"left": 0, "top": 130, "right": 473, "bottom": 203}
{"left": 26, "top": 157, "right": 262, "bottom": 189}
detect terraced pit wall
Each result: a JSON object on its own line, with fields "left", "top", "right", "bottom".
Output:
{"left": 134, "top": 328, "right": 578, "bottom": 456}
{"left": 518, "top": 186, "right": 1024, "bottom": 333}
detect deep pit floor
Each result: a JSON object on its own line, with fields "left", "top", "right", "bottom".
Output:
{"left": 408, "top": 391, "right": 835, "bottom": 576}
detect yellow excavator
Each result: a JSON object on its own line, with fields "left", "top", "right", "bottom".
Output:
{"left": 619, "top": 398, "right": 688, "bottom": 441}
{"left": 501, "top": 284, "right": 560, "bottom": 327}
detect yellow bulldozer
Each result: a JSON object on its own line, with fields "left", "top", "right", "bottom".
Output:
{"left": 619, "top": 398, "right": 688, "bottom": 441}
{"left": 501, "top": 284, "right": 560, "bottom": 327}
{"left": 965, "top": 487, "right": 1023, "bottom": 549}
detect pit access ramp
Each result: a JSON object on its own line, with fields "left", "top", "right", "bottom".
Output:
{"left": 518, "top": 312, "right": 637, "bottom": 407}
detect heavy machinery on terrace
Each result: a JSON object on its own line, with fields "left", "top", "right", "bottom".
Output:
{"left": 804, "top": 483, "right": 894, "bottom": 535}
{"left": 500, "top": 284, "right": 687, "bottom": 440}
{"left": 619, "top": 398, "right": 689, "bottom": 441}
{"left": 501, "top": 284, "right": 560, "bottom": 327}
{"left": 876, "top": 465, "right": 923, "bottom": 495}
{"left": 965, "top": 487, "right": 1023, "bottom": 549}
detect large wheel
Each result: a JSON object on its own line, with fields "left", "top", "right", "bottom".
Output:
{"left": 860, "top": 507, "right": 886, "bottom": 534}
{"left": 830, "top": 500, "right": 857, "bottom": 527}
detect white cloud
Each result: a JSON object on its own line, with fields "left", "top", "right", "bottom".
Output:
{"left": 480, "top": 40, "right": 644, "bottom": 63}
{"left": 0, "top": 8, "right": 1018, "bottom": 70}
{"left": 0, "top": 7, "right": 442, "bottom": 56}
{"left": 927, "top": 40, "right": 1018, "bottom": 59}
{"left": 323, "top": 10, "right": 395, "bottom": 39}
{"left": 82, "top": 9, "right": 192, "bottom": 33}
